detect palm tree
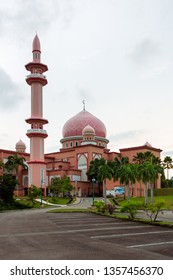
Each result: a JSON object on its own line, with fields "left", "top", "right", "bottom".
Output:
{"left": 87, "top": 158, "right": 102, "bottom": 195}
{"left": 5, "top": 154, "right": 28, "bottom": 183}
{"left": 133, "top": 153, "right": 146, "bottom": 197}
{"left": 0, "top": 160, "right": 5, "bottom": 171}
{"left": 133, "top": 152, "right": 162, "bottom": 200}
{"left": 162, "top": 156, "right": 173, "bottom": 179}
{"left": 87, "top": 158, "right": 113, "bottom": 203}
{"left": 113, "top": 154, "right": 129, "bottom": 181}
{"left": 117, "top": 163, "right": 136, "bottom": 200}
{"left": 133, "top": 152, "right": 146, "bottom": 165}
{"left": 138, "top": 159, "right": 163, "bottom": 204}
{"left": 98, "top": 159, "right": 113, "bottom": 204}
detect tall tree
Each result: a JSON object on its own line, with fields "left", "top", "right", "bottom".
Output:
{"left": 133, "top": 152, "right": 161, "bottom": 200}
{"left": 5, "top": 154, "right": 28, "bottom": 182}
{"left": 118, "top": 163, "right": 137, "bottom": 200}
{"left": 162, "top": 156, "right": 173, "bottom": 179}
{"left": 137, "top": 159, "right": 163, "bottom": 204}
{"left": 113, "top": 154, "right": 129, "bottom": 181}
{"left": 98, "top": 159, "right": 113, "bottom": 204}
{"left": 0, "top": 174, "right": 17, "bottom": 204}
{"left": 0, "top": 160, "right": 5, "bottom": 170}
{"left": 49, "top": 176, "right": 73, "bottom": 197}
{"left": 87, "top": 158, "right": 113, "bottom": 203}
{"left": 87, "top": 158, "right": 102, "bottom": 195}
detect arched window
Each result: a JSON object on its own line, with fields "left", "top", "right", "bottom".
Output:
{"left": 78, "top": 154, "right": 87, "bottom": 181}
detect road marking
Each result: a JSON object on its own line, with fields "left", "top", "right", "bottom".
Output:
{"left": 91, "top": 230, "right": 173, "bottom": 239}
{"left": 128, "top": 241, "right": 173, "bottom": 248}
{"left": 0, "top": 225, "right": 149, "bottom": 238}
{"left": 50, "top": 222, "right": 135, "bottom": 227}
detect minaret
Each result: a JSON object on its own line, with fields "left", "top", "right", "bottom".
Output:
{"left": 25, "top": 35, "right": 48, "bottom": 194}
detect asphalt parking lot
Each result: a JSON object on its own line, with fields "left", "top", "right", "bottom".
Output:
{"left": 0, "top": 209, "right": 173, "bottom": 260}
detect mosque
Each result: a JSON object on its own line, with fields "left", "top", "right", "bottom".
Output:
{"left": 0, "top": 35, "right": 162, "bottom": 197}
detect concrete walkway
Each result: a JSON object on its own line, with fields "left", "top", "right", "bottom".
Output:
{"left": 35, "top": 197, "right": 82, "bottom": 207}
{"left": 16, "top": 197, "right": 173, "bottom": 223}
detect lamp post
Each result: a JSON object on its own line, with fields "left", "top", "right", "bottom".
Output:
{"left": 92, "top": 178, "right": 96, "bottom": 206}
{"left": 40, "top": 179, "right": 44, "bottom": 207}
{"left": 171, "top": 177, "right": 173, "bottom": 206}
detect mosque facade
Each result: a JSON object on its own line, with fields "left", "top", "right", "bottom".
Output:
{"left": 0, "top": 35, "right": 162, "bottom": 197}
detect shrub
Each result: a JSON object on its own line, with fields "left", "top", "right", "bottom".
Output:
{"left": 28, "top": 185, "right": 41, "bottom": 203}
{"left": 142, "top": 200, "right": 165, "bottom": 222}
{"left": 94, "top": 201, "right": 106, "bottom": 213}
{"left": 120, "top": 201, "right": 142, "bottom": 219}
{"left": 106, "top": 203, "right": 116, "bottom": 214}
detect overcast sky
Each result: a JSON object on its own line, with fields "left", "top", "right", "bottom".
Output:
{"left": 0, "top": 0, "right": 173, "bottom": 159}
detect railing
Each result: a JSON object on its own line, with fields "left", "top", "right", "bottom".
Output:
{"left": 26, "top": 73, "right": 46, "bottom": 79}
{"left": 27, "top": 129, "right": 47, "bottom": 134}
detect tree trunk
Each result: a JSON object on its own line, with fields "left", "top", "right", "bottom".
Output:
{"left": 140, "top": 180, "right": 142, "bottom": 197}
{"left": 103, "top": 179, "right": 107, "bottom": 204}
{"left": 150, "top": 183, "right": 154, "bottom": 204}
{"left": 127, "top": 184, "right": 130, "bottom": 201}
{"left": 144, "top": 183, "right": 148, "bottom": 204}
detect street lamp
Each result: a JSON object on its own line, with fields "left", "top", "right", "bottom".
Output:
{"left": 40, "top": 179, "right": 44, "bottom": 207}
{"left": 171, "top": 177, "right": 173, "bottom": 205}
{"left": 92, "top": 178, "right": 96, "bottom": 206}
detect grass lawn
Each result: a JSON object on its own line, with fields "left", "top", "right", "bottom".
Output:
{"left": 43, "top": 197, "right": 72, "bottom": 205}
{"left": 116, "top": 195, "right": 173, "bottom": 210}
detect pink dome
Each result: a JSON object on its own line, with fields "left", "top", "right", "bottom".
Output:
{"left": 82, "top": 125, "right": 95, "bottom": 135}
{"left": 32, "top": 34, "right": 41, "bottom": 52}
{"left": 62, "top": 110, "right": 106, "bottom": 138}
{"left": 15, "top": 139, "right": 26, "bottom": 149}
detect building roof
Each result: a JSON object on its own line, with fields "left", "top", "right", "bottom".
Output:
{"left": 15, "top": 139, "right": 26, "bottom": 149}
{"left": 32, "top": 34, "right": 41, "bottom": 52}
{"left": 62, "top": 109, "right": 107, "bottom": 138}
{"left": 82, "top": 125, "right": 95, "bottom": 135}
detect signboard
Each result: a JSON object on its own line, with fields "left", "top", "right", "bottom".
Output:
{"left": 106, "top": 186, "right": 125, "bottom": 196}
{"left": 114, "top": 186, "right": 125, "bottom": 195}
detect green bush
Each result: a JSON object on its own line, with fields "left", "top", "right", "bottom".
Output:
{"left": 120, "top": 201, "right": 143, "bottom": 219}
{"left": 47, "top": 197, "right": 71, "bottom": 205}
{"left": 94, "top": 201, "right": 106, "bottom": 213}
{"left": 142, "top": 200, "right": 165, "bottom": 222}
{"left": 152, "top": 188, "right": 173, "bottom": 196}
{"left": 106, "top": 203, "right": 116, "bottom": 214}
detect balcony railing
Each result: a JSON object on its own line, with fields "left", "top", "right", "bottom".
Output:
{"left": 27, "top": 129, "right": 47, "bottom": 134}
{"left": 26, "top": 73, "right": 46, "bottom": 79}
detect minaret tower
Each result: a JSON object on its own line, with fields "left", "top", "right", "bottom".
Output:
{"left": 25, "top": 35, "right": 48, "bottom": 194}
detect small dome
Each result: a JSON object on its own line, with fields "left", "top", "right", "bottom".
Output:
{"left": 82, "top": 125, "right": 95, "bottom": 135}
{"left": 15, "top": 139, "right": 26, "bottom": 150}
{"left": 62, "top": 110, "right": 106, "bottom": 138}
{"left": 32, "top": 34, "right": 41, "bottom": 52}
{"left": 144, "top": 141, "right": 152, "bottom": 147}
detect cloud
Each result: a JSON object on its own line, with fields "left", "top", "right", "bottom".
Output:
{"left": 0, "top": 0, "right": 76, "bottom": 39}
{"left": 161, "top": 150, "right": 173, "bottom": 158}
{"left": 128, "top": 38, "right": 160, "bottom": 66}
{"left": 76, "top": 87, "right": 93, "bottom": 105}
{"left": 109, "top": 130, "right": 142, "bottom": 142}
{"left": 0, "top": 68, "right": 22, "bottom": 109}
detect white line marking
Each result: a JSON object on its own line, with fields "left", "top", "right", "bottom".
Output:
{"left": 0, "top": 225, "right": 148, "bottom": 238}
{"left": 91, "top": 230, "right": 173, "bottom": 239}
{"left": 64, "top": 225, "right": 147, "bottom": 233}
{"left": 128, "top": 241, "right": 173, "bottom": 248}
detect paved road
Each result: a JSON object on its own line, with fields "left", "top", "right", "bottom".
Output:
{"left": 0, "top": 200, "right": 173, "bottom": 260}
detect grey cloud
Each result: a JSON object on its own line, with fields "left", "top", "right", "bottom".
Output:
{"left": 109, "top": 130, "right": 142, "bottom": 142}
{"left": 162, "top": 151, "right": 173, "bottom": 157}
{"left": 128, "top": 38, "right": 160, "bottom": 66}
{"left": 0, "top": 0, "right": 75, "bottom": 38}
{"left": 76, "top": 87, "right": 92, "bottom": 103}
{"left": 0, "top": 68, "right": 22, "bottom": 109}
